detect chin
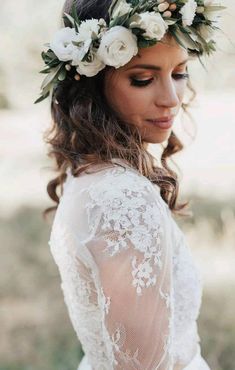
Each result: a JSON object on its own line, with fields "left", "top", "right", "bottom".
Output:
{"left": 143, "top": 130, "right": 172, "bottom": 144}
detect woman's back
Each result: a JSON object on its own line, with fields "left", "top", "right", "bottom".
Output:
{"left": 49, "top": 159, "right": 208, "bottom": 370}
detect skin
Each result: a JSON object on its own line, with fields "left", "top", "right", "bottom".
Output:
{"left": 104, "top": 34, "right": 189, "bottom": 145}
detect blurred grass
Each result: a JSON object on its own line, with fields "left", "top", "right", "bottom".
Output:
{"left": 0, "top": 196, "right": 235, "bottom": 369}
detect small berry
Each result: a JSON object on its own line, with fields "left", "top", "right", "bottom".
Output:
{"left": 158, "top": 2, "right": 169, "bottom": 12}
{"left": 74, "top": 74, "right": 81, "bottom": 81}
{"left": 169, "top": 3, "right": 177, "bottom": 11}
{"left": 65, "top": 64, "right": 72, "bottom": 71}
{"left": 163, "top": 10, "right": 172, "bottom": 17}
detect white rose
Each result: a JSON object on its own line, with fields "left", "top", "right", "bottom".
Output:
{"left": 111, "top": 0, "right": 132, "bottom": 18}
{"left": 129, "top": 11, "right": 168, "bottom": 40}
{"left": 97, "top": 26, "right": 138, "bottom": 68}
{"left": 76, "top": 52, "right": 105, "bottom": 77}
{"left": 50, "top": 27, "right": 78, "bottom": 61}
{"left": 179, "top": 0, "right": 197, "bottom": 27}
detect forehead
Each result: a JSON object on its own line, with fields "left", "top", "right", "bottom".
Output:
{"left": 123, "top": 35, "right": 189, "bottom": 71}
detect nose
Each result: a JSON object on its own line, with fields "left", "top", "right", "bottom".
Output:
{"left": 154, "top": 76, "right": 180, "bottom": 109}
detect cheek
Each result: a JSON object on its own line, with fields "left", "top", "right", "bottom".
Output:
{"left": 175, "top": 81, "right": 187, "bottom": 102}
{"left": 105, "top": 78, "right": 148, "bottom": 121}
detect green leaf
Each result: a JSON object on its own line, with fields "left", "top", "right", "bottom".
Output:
{"left": 34, "top": 91, "right": 50, "bottom": 104}
{"left": 109, "top": 13, "right": 131, "bottom": 27}
{"left": 205, "top": 5, "right": 227, "bottom": 11}
{"left": 130, "top": 27, "right": 145, "bottom": 36}
{"left": 138, "top": 37, "right": 157, "bottom": 48}
{"left": 108, "top": 0, "right": 120, "bottom": 18}
{"left": 39, "top": 67, "right": 51, "bottom": 74}
{"left": 164, "top": 18, "right": 178, "bottom": 26}
{"left": 42, "top": 50, "right": 58, "bottom": 65}
{"left": 177, "top": 25, "right": 200, "bottom": 50}
{"left": 58, "top": 68, "right": 67, "bottom": 81}
{"left": 41, "top": 63, "right": 64, "bottom": 91}
{"left": 71, "top": 1, "right": 81, "bottom": 25}
{"left": 168, "top": 27, "right": 188, "bottom": 51}
{"left": 63, "top": 12, "right": 76, "bottom": 27}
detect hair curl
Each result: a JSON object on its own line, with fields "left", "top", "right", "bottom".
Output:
{"left": 42, "top": 0, "right": 197, "bottom": 221}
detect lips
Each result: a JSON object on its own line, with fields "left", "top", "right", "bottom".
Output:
{"left": 146, "top": 116, "right": 174, "bottom": 129}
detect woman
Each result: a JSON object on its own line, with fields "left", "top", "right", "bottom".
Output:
{"left": 38, "top": 0, "right": 225, "bottom": 369}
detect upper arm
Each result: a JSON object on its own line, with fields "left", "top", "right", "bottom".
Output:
{"left": 83, "top": 171, "right": 175, "bottom": 369}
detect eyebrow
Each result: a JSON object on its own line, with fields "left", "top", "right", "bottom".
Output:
{"left": 126, "top": 59, "right": 189, "bottom": 71}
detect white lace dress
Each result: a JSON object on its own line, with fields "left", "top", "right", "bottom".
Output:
{"left": 49, "top": 158, "right": 211, "bottom": 370}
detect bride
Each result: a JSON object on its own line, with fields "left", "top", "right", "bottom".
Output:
{"left": 37, "top": 0, "right": 225, "bottom": 369}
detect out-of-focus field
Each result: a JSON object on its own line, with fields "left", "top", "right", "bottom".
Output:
{"left": 0, "top": 0, "right": 235, "bottom": 369}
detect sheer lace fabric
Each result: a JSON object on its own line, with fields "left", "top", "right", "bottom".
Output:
{"left": 49, "top": 159, "right": 210, "bottom": 370}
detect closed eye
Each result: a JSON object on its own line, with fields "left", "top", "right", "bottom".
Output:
{"left": 172, "top": 73, "right": 189, "bottom": 80}
{"left": 130, "top": 73, "right": 189, "bottom": 87}
{"left": 130, "top": 77, "right": 154, "bottom": 87}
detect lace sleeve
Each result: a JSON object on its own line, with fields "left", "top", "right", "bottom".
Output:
{"left": 83, "top": 172, "right": 175, "bottom": 370}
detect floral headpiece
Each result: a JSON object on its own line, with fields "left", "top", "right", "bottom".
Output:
{"left": 35, "top": 0, "right": 226, "bottom": 104}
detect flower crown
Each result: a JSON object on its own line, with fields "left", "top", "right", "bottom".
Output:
{"left": 35, "top": 0, "right": 226, "bottom": 104}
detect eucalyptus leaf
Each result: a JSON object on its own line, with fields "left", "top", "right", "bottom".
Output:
{"left": 58, "top": 68, "right": 67, "bottom": 81}
{"left": 109, "top": 0, "right": 124, "bottom": 19}
{"left": 47, "top": 59, "right": 61, "bottom": 68}
{"left": 169, "top": 28, "right": 188, "bottom": 51}
{"left": 109, "top": 13, "right": 131, "bottom": 27}
{"left": 205, "top": 5, "right": 227, "bottom": 11}
{"left": 64, "top": 12, "right": 74, "bottom": 27}
{"left": 164, "top": 19, "right": 178, "bottom": 26}
{"left": 177, "top": 25, "right": 200, "bottom": 51}
{"left": 34, "top": 91, "right": 50, "bottom": 104}
{"left": 108, "top": 0, "right": 120, "bottom": 18}
{"left": 71, "top": 1, "right": 81, "bottom": 25}
{"left": 39, "top": 67, "right": 51, "bottom": 74}
{"left": 130, "top": 27, "right": 145, "bottom": 36}
{"left": 41, "top": 63, "right": 64, "bottom": 91}
{"left": 127, "top": 0, "right": 139, "bottom": 6}
{"left": 138, "top": 37, "right": 157, "bottom": 48}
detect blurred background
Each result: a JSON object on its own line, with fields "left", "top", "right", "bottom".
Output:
{"left": 0, "top": 1, "right": 235, "bottom": 369}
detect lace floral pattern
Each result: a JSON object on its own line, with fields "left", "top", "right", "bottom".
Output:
{"left": 49, "top": 163, "right": 205, "bottom": 370}
{"left": 82, "top": 167, "right": 174, "bottom": 369}
{"left": 49, "top": 220, "right": 117, "bottom": 369}
{"left": 84, "top": 168, "right": 167, "bottom": 297}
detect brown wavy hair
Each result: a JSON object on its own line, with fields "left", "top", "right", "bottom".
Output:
{"left": 43, "top": 0, "right": 197, "bottom": 221}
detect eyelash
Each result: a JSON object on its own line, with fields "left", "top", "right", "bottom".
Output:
{"left": 130, "top": 73, "right": 189, "bottom": 87}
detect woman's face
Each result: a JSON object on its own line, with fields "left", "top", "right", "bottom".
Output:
{"left": 104, "top": 35, "right": 189, "bottom": 144}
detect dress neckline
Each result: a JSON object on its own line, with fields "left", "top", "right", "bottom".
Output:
{"left": 66, "top": 157, "right": 161, "bottom": 194}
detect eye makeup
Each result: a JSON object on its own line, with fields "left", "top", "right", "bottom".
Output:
{"left": 130, "top": 72, "right": 189, "bottom": 87}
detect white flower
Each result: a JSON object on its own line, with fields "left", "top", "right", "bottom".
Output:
{"left": 70, "top": 18, "right": 108, "bottom": 66}
{"left": 76, "top": 18, "right": 102, "bottom": 42}
{"left": 179, "top": 0, "right": 197, "bottom": 27}
{"left": 111, "top": 0, "right": 133, "bottom": 19}
{"left": 97, "top": 26, "right": 138, "bottom": 68}
{"left": 70, "top": 39, "right": 92, "bottom": 66}
{"left": 76, "top": 52, "right": 105, "bottom": 77}
{"left": 50, "top": 27, "right": 79, "bottom": 62}
{"left": 129, "top": 11, "right": 168, "bottom": 40}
